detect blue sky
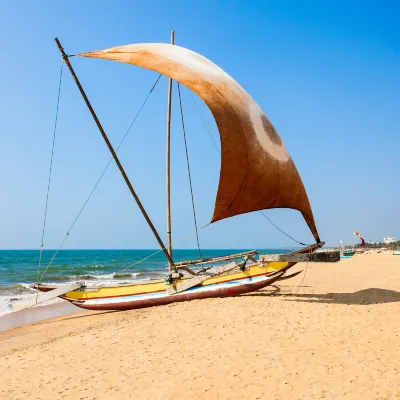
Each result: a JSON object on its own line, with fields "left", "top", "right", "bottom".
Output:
{"left": 0, "top": 0, "right": 399, "bottom": 250}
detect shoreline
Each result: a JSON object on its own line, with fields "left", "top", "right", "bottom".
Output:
{"left": 1, "top": 251, "right": 399, "bottom": 399}
{"left": 0, "top": 301, "right": 83, "bottom": 334}
{"left": 0, "top": 249, "right": 393, "bottom": 336}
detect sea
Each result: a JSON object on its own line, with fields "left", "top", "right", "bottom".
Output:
{"left": 0, "top": 248, "right": 290, "bottom": 316}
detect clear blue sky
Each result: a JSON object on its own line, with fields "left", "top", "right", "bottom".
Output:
{"left": 1, "top": 0, "right": 399, "bottom": 250}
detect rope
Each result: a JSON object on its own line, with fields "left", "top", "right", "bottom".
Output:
{"left": 191, "top": 94, "right": 308, "bottom": 247}
{"left": 36, "top": 62, "right": 64, "bottom": 285}
{"left": 38, "top": 74, "right": 162, "bottom": 282}
{"left": 115, "top": 223, "right": 210, "bottom": 275}
{"left": 178, "top": 83, "right": 202, "bottom": 258}
{"left": 63, "top": 75, "right": 162, "bottom": 239}
{"left": 39, "top": 235, "right": 69, "bottom": 282}
{"left": 68, "top": 74, "right": 162, "bottom": 236}
{"left": 259, "top": 211, "right": 307, "bottom": 246}
{"left": 293, "top": 246, "right": 312, "bottom": 295}
{"left": 190, "top": 94, "right": 220, "bottom": 152}
{"left": 288, "top": 250, "right": 311, "bottom": 340}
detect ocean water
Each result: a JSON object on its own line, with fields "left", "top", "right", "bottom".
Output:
{"left": 0, "top": 248, "right": 289, "bottom": 316}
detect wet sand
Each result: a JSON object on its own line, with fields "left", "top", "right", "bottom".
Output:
{"left": 1, "top": 250, "right": 399, "bottom": 399}
{"left": 0, "top": 301, "right": 82, "bottom": 334}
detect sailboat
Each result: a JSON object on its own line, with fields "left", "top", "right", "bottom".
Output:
{"left": 340, "top": 249, "right": 355, "bottom": 258}
{"left": 339, "top": 240, "right": 355, "bottom": 258}
{"left": 353, "top": 232, "right": 365, "bottom": 254}
{"left": 14, "top": 34, "right": 337, "bottom": 313}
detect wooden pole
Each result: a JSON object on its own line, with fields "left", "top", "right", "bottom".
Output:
{"left": 166, "top": 31, "right": 175, "bottom": 271}
{"left": 54, "top": 38, "right": 174, "bottom": 267}
{"left": 173, "top": 250, "right": 258, "bottom": 268}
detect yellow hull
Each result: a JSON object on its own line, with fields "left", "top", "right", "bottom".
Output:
{"left": 71, "top": 262, "right": 286, "bottom": 300}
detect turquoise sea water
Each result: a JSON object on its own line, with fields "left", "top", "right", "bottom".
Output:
{"left": 0, "top": 248, "right": 290, "bottom": 315}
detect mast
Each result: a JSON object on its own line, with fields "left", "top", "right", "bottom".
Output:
{"left": 54, "top": 38, "right": 174, "bottom": 267}
{"left": 166, "top": 31, "right": 175, "bottom": 271}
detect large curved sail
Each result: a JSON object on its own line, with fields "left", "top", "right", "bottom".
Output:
{"left": 77, "top": 43, "right": 320, "bottom": 241}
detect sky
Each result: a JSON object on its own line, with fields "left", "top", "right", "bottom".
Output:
{"left": 0, "top": 0, "right": 399, "bottom": 250}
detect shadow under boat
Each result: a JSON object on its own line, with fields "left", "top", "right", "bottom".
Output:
{"left": 245, "top": 288, "right": 400, "bottom": 306}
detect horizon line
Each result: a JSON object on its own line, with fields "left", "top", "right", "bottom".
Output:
{"left": 0, "top": 246, "right": 302, "bottom": 251}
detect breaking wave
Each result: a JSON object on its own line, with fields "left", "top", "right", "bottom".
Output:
{"left": 0, "top": 284, "right": 63, "bottom": 317}
{"left": 0, "top": 272, "right": 166, "bottom": 318}
{"left": 0, "top": 283, "right": 36, "bottom": 297}
{"left": 41, "top": 272, "right": 141, "bottom": 282}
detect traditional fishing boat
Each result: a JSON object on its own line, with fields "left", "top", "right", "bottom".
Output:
{"left": 353, "top": 232, "right": 365, "bottom": 254}
{"left": 340, "top": 249, "right": 355, "bottom": 258}
{"left": 14, "top": 34, "right": 339, "bottom": 313}
{"left": 338, "top": 235, "right": 361, "bottom": 258}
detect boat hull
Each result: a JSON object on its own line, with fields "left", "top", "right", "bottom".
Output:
{"left": 34, "top": 264, "right": 289, "bottom": 311}
{"left": 71, "top": 272, "right": 284, "bottom": 311}
{"left": 340, "top": 250, "right": 355, "bottom": 258}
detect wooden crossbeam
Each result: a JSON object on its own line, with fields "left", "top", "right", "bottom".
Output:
{"left": 167, "top": 262, "right": 239, "bottom": 295}
{"left": 174, "top": 250, "right": 257, "bottom": 268}
{"left": 259, "top": 251, "right": 340, "bottom": 263}
{"left": 12, "top": 282, "right": 83, "bottom": 312}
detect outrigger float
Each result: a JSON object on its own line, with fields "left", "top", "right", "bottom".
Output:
{"left": 13, "top": 33, "right": 339, "bottom": 313}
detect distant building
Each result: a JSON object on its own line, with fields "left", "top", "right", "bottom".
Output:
{"left": 384, "top": 237, "right": 396, "bottom": 244}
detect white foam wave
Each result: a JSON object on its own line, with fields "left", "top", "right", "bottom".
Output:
{"left": 0, "top": 273, "right": 161, "bottom": 317}
{"left": 0, "top": 292, "right": 65, "bottom": 318}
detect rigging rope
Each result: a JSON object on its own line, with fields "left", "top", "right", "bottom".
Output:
{"left": 178, "top": 83, "right": 202, "bottom": 258}
{"left": 63, "top": 73, "right": 162, "bottom": 239}
{"left": 191, "top": 94, "right": 308, "bottom": 247}
{"left": 38, "top": 74, "right": 162, "bottom": 282}
{"left": 190, "top": 94, "right": 220, "bottom": 152}
{"left": 36, "top": 62, "right": 64, "bottom": 285}
{"left": 115, "top": 223, "right": 210, "bottom": 275}
{"left": 258, "top": 211, "right": 306, "bottom": 246}
{"left": 293, "top": 247, "right": 312, "bottom": 295}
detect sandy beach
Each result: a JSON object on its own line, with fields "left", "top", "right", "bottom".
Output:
{"left": 1, "top": 250, "right": 399, "bottom": 399}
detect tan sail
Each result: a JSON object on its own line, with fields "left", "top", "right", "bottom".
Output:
{"left": 77, "top": 43, "right": 320, "bottom": 241}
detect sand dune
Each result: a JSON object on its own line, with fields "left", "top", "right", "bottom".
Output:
{"left": 1, "top": 251, "right": 399, "bottom": 399}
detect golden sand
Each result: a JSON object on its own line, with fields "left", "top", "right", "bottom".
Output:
{"left": 1, "top": 251, "right": 399, "bottom": 399}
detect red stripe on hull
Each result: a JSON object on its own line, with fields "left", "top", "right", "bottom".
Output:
{"left": 71, "top": 273, "right": 284, "bottom": 311}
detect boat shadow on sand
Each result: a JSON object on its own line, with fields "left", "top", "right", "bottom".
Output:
{"left": 245, "top": 287, "right": 400, "bottom": 305}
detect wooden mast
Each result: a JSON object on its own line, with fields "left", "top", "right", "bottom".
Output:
{"left": 54, "top": 38, "right": 175, "bottom": 267}
{"left": 166, "top": 31, "right": 175, "bottom": 272}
